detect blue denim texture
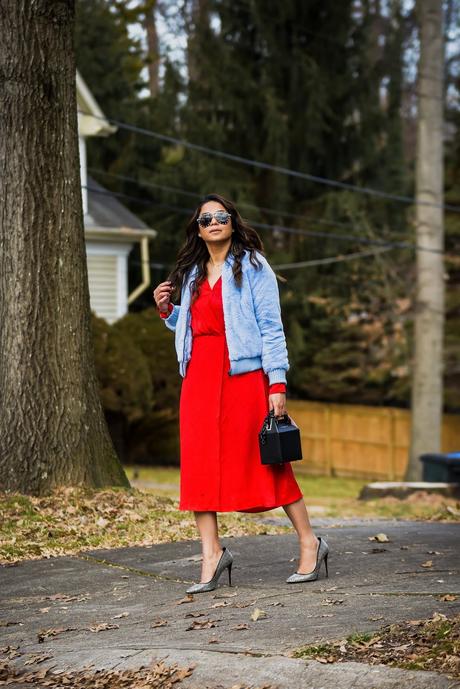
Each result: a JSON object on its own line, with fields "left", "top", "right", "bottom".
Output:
{"left": 162, "top": 250, "right": 289, "bottom": 385}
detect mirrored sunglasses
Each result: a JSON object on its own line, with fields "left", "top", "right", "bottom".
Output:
{"left": 197, "top": 210, "right": 231, "bottom": 228}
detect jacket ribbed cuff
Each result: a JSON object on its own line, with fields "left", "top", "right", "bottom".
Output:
{"left": 163, "top": 304, "right": 180, "bottom": 331}
{"left": 267, "top": 368, "right": 287, "bottom": 385}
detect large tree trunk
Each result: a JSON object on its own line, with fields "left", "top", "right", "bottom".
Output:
{"left": 407, "top": 0, "right": 445, "bottom": 480}
{"left": 0, "top": 0, "right": 129, "bottom": 495}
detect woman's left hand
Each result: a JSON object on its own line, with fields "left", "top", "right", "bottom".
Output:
{"left": 269, "top": 392, "right": 287, "bottom": 417}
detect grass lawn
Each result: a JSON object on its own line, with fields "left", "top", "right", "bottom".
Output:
{"left": 293, "top": 612, "right": 460, "bottom": 680}
{"left": 125, "top": 464, "right": 460, "bottom": 521}
{"left": 1, "top": 465, "right": 458, "bottom": 565}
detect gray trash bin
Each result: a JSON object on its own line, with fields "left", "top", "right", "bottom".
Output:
{"left": 420, "top": 453, "right": 460, "bottom": 482}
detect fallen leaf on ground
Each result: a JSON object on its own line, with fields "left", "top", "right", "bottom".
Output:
{"left": 233, "top": 623, "right": 250, "bottom": 630}
{"left": 421, "top": 560, "right": 433, "bottom": 568}
{"left": 112, "top": 612, "right": 129, "bottom": 619}
{"left": 24, "top": 653, "right": 52, "bottom": 665}
{"left": 186, "top": 618, "right": 217, "bottom": 631}
{"left": 321, "top": 598, "right": 344, "bottom": 606}
{"left": 251, "top": 608, "right": 267, "bottom": 621}
{"left": 38, "top": 627, "right": 77, "bottom": 643}
{"left": 440, "top": 594, "right": 457, "bottom": 602}
{"left": 233, "top": 601, "right": 256, "bottom": 608}
{"left": 0, "top": 621, "right": 20, "bottom": 627}
{"left": 368, "top": 533, "right": 390, "bottom": 543}
{"left": 88, "top": 623, "right": 119, "bottom": 633}
{"left": 0, "top": 646, "right": 21, "bottom": 660}
{"left": 175, "top": 595, "right": 194, "bottom": 605}
{"left": 45, "top": 593, "right": 89, "bottom": 603}
{"left": 432, "top": 612, "right": 447, "bottom": 622}
{"left": 184, "top": 612, "right": 204, "bottom": 619}
{"left": 211, "top": 600, "right": 232, "bottom": 608}
{"left": 151, "top": 618, "right": 168, "bottom": 627}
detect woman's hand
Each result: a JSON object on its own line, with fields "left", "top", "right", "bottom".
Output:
{"left": 269, "top": 392, "right": 287, "bottom": 417}
{"left": 153, "top": 280, "right": 173, "bottom": 312}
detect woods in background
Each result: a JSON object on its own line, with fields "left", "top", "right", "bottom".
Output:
{"left": 75, "top": 0, "right": 460, "bottom": 414}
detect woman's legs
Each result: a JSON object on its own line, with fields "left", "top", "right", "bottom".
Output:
{"left": 193, "top": 511, "right": 223, "bottom": 583}
{"left": 282, "top": 497, "right": 320, "bottom": 574}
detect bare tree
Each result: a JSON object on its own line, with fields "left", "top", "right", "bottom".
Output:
{"left": 187, "top": 0, "right": 209, "bottom": 83}
{"left": 0, "top": 1, "right": 129, "bottom": 495}
{"left": 407, "top": 0, "right": 445, "bottom": 480}
{"left": 142, "top": 0, "right": 160, "bottom": 98}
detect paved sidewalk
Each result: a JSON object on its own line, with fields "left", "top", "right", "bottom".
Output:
{"left": 1, "top": 519, "right": 459, "bottom": 688}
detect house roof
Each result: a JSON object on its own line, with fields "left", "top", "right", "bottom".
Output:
{"left": 77, "top": 70, "right": 117, "bottom": 138}
{"left": 84, "top": 176, "right": 157, "bottom": 240}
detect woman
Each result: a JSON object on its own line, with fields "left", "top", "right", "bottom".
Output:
{"left": 153, "top": 194, "right": 329, "bottom": 593}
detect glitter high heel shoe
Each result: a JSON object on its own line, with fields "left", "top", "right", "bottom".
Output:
{"left": 286, "top": 536, "right": 329, "bottom": 583}
{"left": 186, "top": 547, "right": 233, "bottom": 594}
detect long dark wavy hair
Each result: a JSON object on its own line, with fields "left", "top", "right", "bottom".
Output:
{"left": 167, "top": 193, "right": 266, "bottom": 305}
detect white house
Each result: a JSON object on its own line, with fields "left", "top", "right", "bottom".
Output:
{"left": 76, "top": 70, "right": 156, "bottom": 324}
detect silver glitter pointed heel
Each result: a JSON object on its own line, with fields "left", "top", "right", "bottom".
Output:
{"left": 286, "top": 536, "right": 329, "bottom": 583}
{"left": 186, "top": 547, "right": 233, "bottom": 594}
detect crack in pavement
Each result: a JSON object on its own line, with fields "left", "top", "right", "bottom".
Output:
{"left": 75, "top": 553, "right": 192, "bottom": 584}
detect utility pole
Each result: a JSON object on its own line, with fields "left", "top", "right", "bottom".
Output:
{"left": 407, "top": 0, "right": 445, "bottom": 480}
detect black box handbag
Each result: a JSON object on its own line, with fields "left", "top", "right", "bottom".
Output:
{"left": 258, "top": 410, "right": 303, "bottom": 465}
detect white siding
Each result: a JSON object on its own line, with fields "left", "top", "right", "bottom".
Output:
{"left": 85, "top": 242, "right": 132, "bottom": 324}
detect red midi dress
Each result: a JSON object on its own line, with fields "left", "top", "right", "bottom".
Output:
{"left": 176, "top": 274, "right": 303, "bottom": 513}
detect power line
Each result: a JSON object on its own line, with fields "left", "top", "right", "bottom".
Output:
{"left": 271, "top": 246, "right": 396, "bottom": 269}
{"left": 83, "top": 184, "right": 443, "bottom": 254}
{"left": 88, "top": 166, "right": 406, "bottom": 236}
{"left": 78, "top": 110, "right": 460, "bottom": 213}
{"left": 132, "top": 245, "right": 397, "bottom": 272}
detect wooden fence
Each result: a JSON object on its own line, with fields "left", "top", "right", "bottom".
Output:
{"left": 287, "top": 400, "right": 460, "bottom": 480}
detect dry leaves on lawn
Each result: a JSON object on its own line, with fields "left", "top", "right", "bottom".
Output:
{"left": 293, "top": 612, "right": 460, "bottom": 680}
{"left": 1, "top": 487, "right": 290, "bottom": 564}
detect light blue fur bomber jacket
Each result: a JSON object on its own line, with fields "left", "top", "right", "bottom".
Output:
{"left": 162, "top": 249, "right": 290, "bottom": 385}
